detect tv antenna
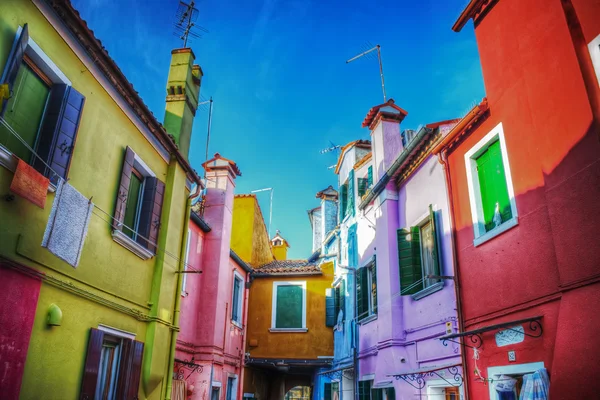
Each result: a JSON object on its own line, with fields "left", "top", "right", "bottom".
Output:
{"left": 346, "top": 42, "right": 387, "bottom": 102}
{"left": 173, "top": 0, "right": 208, "bottom": 47}
{"left": 319, "top": 141, "right": 342, "bottom": 171}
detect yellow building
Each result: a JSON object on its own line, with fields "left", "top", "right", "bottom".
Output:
{"left": 0, "top": 0, "right": 201, "bottom": 398}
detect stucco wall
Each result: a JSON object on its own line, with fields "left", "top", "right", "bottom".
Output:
{"left": 231, "top": 196, "right": 273, "bottom": 266}
{"left": 245, "top": 262, "right": 334, "bottom": 359}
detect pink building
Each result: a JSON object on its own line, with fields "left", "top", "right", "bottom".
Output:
{"left": 173, "top": 154, "right": 252, "bottom": 400}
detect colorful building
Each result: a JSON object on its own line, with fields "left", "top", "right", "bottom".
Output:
{"left": 0, "top": 0, "right": 201, "bottom": 398}
{"left": 174, "top": 154, "right": 253, "bottom": 400}
{"left": 432, "top": 0, "right": 600, "bottom": 398}
{"left": 242, "top": 224, "right": 334, "bottom": 400}
{"left": 355, "top": 100, "right": 463, "bottom": 399}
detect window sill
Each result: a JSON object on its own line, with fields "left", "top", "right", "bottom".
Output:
{"left": 411, "top": 281, "right": 444, "bottom": 301}
{"left": 473, "top": 216, "right": 519, "bottom": 247}
{"left": 0, "top": 144, "right": 56, "bottom": 192}
{"left": 269, "top": 328, "right": 308, "bottom": 333}
{"left": 112, "top": 230, "right": 154, "bottom": 260}
{"left": 358, "top": 314, "right": 377, "bottom": 325}
{"left": 232, "top": 320, "right": 243, "bottom": 329}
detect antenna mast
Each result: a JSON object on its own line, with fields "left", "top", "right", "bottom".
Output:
{"left": 346, "top": 44, "right": 387, "bottom": 102}
{"left": 173, "top": 1, "right": 208, "bottom": 47}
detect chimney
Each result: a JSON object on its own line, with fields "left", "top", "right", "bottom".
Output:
{"left": 362, "top": 99, "right": 408, "bottom": 182}
{"left": 163, "top": 48, "right": 202, "bottom": 159}
{"left": 308, "top": 207, "right": 322, "bottom": 253}
{"left": 197, "top": 153, "right": 241, "bottom": 345}
{"left": 316, "top": 186, "right": 338, "bottom": 253}
{"left": 270, "top": 231, "right": 289, "bottom": 260}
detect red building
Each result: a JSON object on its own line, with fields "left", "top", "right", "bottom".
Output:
{"left": 433, "top": 0, "right": 600, "bottom": 399}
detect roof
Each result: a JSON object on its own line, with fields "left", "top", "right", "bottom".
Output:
{"left": 452, "top": 0, "right": 498, "bottom": 32}
{"left": 254, "top": 259, "right": 320, "bottom": 275}
{"left": 362, "top": 99, "right": 408, "bottom": 130}
{"left": 432, "top": 99, "right": 489, "bottom": 155}
{"left": 203, "top": 153, "right": 242, "bottom": 177}
{"left": 51, "top": 0, "right": 201, "bottom": 185}
{"left": 315, "top": 185, "right": 338, "bottom": 200}
{"left": 334, "top": 140, "right": 371, "bottom": 174}
{"left": 230, "top": 250, "right": 253, "bottom": 273}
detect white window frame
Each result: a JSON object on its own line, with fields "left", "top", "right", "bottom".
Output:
{"left": 181, "top": 228, "right": 192, "bottom": 296}
{"left": 426, "top": 378, "right": 463, "bottom": 399}
{"left": 358, "top": 257, "right": 377, "bottom": 324}
{"left": 0, "top": 25, "right": 71, "bottom": 174}
{"left": 464, "top": 122, "right": 518, "bottom": 247}
{"left": 588, "top": 34, "right": 600, "bottom": 87}
{"left": 231, "top": 270, "right": 244, "bottom": 327}
{"left": 270, "top": 281, "right": 307, "bottom": 332}
{"left": 226, "top": 374, "right": 239, "bottom": 400}
{"left": 487, "top": 362, "right": 544, "bottom": 400}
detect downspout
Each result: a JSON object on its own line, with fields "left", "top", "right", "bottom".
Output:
{"left": 437, "top": 150, "right": 470, "bottom": 400}
{"left": 165, "top": 182, "right": 203, "bottom": 399}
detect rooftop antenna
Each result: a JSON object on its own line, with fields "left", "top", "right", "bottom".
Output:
{"left": 251, "top": 188, "right": 274, "bottom": 238}
{"left": 173, "top": 0, "right": 208, "bottom": 47}
{"left": 320, "top": 140, "right": 342, "bottom": 171}
{"left": 346, "top": 42, "right": 387, "bottom": 102}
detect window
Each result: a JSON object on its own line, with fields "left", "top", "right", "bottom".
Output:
{"left": 226, "top": 376, "right": 238, "bottom": 400}
{"left": 358, "top": 380, "right": 372, "bottom": 400}
{"left": 271, "top": 281, "right": 306, "bottom": 331}
{"left": 181, "top": 228, "right": 191, "bottom": 295}
{"left": 112, "top": 146, "right": 165, "bottom": 259}
{"left": 273, "top": 239, "right": 282, "bottom": 246}
{"left": 465, "top": 122, "right": 518, "bottom": 246}
{"left": 326, "top": 279, "right": 346, "bottom": 328}
{"left": 0, "top": 24, "right": 85, "bottom": 183}
{"left": 357, "top": 258, "right": 377, "bottom": 322}
{"left": 487, "top": 363, "right": 548, "bottom": 400}
{"left": 358, "top": 381, "right": 394, "bottom": 400}
{"left": 232, "top": 272, "right": 244, "bottom": 325}
{"left": 398, "top": 205, "right": 442, "bottom": 298}
{"left": 324, "top": 382, "right": 340, "bottom": 400}
{"left": 80, "top": 327, "right": 144, "bottom": 400}
{"left": 212, "top": 386, "right": 221, "bottom": 400}
{"left": 338, "top": 170, "right": 356, "bottom": 222}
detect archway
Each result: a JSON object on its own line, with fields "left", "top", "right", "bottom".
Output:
{"left": 284, "top": 386, "right": 311, "bottom": 400}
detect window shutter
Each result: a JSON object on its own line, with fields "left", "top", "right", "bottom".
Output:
{"left": 347, "top": 170, "right": 355, "bottom": 217}
{"left": 476, "top": 141, "right": 512, "bottom": 232}
{"left": 79, "top": 328, "right": 104, "bottom": 400}
{"left": 116, "top": 339, "right": 133, "bottom": 398}
{"left": 429, "top": 205, "right": 441, "bottom": 278}
{"left": 356, "top": 266, "right": 365, "bottom": 321}
{"left": 367, "top": 166, "right": 373, "bottom": 187}
{"left": 326, "top": 288, "right": 335, "bottom": 327}
{"left": 33, "top": 85, "right": 85, "bottom": 183}
{"left": 126, "top": 340, "right": 144, "bottom": 400}
{"left": 371, "top": 389, "right": 383, "bottom": 400}
{"left": 358, "top": 381, "right": 371, "bottom": 400}
{"left": 1, "top": 24, "right": 28, "bottom": 114}
{"left": 324, "top": 383, "right": 332, "bottom": 400}
{"left": 398, "top": 228, "right": 423, "bottom": 295}
{"left": 276, "top": 285, "right": 303, "bottom": 328}
{"left": 340, "top": 278, "right": 346, "bottom": 317}
{"left": 370, "top": 261, "right": 377, "bottom": 315}
{"left": 386, "top": 388, "right": 395, "bottom": 400}
{"left": 357, "top": 178, "right": 368, "bottom": 197}
{"left": 137, "top": 176, "right": 165, "bottom": 253}
{"left": 348, "top": 231, "right": 356, "bottom": 268}
{"left": 339, "top": 184, "right": 347, "bottom": 222}
{"left": 113, "top": 147, "right": 136, "bottom": 231}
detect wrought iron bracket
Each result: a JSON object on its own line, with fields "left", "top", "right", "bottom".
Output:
{"left": 441, "top": 333, "right": 483, "bottom": 350}
{"left": 391, "top": 366, "right": 463, "bottom": 390}
{"left": 174, "top": 358, "right": 204, "bottom": 380}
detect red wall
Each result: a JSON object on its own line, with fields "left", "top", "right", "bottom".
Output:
{"left": 448, "top": 0, "right": 600, "bottom": 398}
{"left": 0, "top": 265, "right": 41, "bottom": 400}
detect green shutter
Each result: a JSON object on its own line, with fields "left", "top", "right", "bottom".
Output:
{"left": 332, "top": 382, "right": 339, "bottom": 400}
{"left": 334, "top": 285, "right": 340, "bottom": 319}
{"left": 340, "top": 279, "right": 346, "bottom": 317}
{"left": 367, "top": 166, "right": 373, "bottom": 187}
{"left": 339, "top": 184, "right": 348, "bottom": 222}
{"left": 398, "top": 228, "right": 423, "bottom": 295}
{"left": 476, "top": 140, "right": 512, "bottom": 232}
{"left": 358, "top": 381, "right": 371, "bottom": 400}
{"left": 347, "top": 170, "right": 355, "bottom": 217}
{"left": 429, "top": 205, "right": 441, "bottom": 278}
{"left": 276, "top": 285, "right": 303, "bottom": 328}
{"left": 325, "top": 288, "right": 335, "bottom": 327}
{"left": 357, "top": 267, "right": 368, "bottom": 321}
{"left": 371, "top": 388, "right": 383, "bottom": 400}
{"left": 386, "top": 388, "right": 395, "bottom": 400}
{"left": 324, "top": 383, "right": 332, "bottom": 400}
{"left": 370, "top": 261, "right": 377, "bottom": 315}
{"left": 357, "top": 178, "right": 368, "bottom": 197}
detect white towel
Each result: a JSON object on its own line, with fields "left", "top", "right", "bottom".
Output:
{"left": 42, "top": 180, "right": 93, "bottom": 268}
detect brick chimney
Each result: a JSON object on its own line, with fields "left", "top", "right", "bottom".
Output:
{"left": 362, "top": 99, "right": 408, "bottom": 182}
{"left": 163, "top": 48, "right": 202, "bottom": 159}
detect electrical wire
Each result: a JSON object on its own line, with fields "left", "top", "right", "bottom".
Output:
{"left": 0, "top": 117, "right": 200, "bottom": 272}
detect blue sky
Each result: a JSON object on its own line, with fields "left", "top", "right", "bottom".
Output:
{"left": 72, "top": 0, "right": 485, "bottom": 259}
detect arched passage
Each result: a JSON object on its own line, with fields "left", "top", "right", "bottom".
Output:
{"left": 284, "top": 386, "right": 311, "bottom": 400}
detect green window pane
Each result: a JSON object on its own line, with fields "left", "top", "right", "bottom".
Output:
{"left": 232, "top": 278, "right": 240, "bottom": 321}
{"left": 123, "top": 173, "right": 143, "bottom": 239}
{"left": 1, "top": 63, "right": 50, "bottom": 161}
{"left": 276, "top": 285, "right": 303, "bottom": 328}
{"left": 476, "top": 140, "right": 512, "bottom": 232}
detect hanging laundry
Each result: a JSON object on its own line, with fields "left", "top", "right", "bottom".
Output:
{"left": 10, "top": 159, "right": 50, "bottom": 209}
{"left": 519, "top": 368, "right": 550, "bottom": 400}
{"left": 42, "top": 180, "right": 93, "bottom": 268}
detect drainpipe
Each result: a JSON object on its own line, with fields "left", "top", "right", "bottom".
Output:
{"left": 165, "top": 182, "right": 203, "bottom": 399}
{"left": 437, "top": 150, "right": 470, "bottom": 400}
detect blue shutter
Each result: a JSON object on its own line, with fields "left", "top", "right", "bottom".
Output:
{"left": 325, "top": 289, "right": 335, "bottom": 327}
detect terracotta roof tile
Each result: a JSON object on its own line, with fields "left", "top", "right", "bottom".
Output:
{"left": 255, "top": 259, "right": 320, "bottom": 275}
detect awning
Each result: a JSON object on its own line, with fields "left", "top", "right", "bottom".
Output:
{"left": 387, "top": 363, "right": 463, "bottom": 390}
{"left": 439, "top": 315, "right": 543, "bottom": 349}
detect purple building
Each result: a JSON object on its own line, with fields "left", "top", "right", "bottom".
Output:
{"left": 354, "top": 100, "right": 464, "bottom": 399}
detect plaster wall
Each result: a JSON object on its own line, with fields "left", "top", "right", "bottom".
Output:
{"left": 311, "top": 208, "right": 323, "bottom": 253}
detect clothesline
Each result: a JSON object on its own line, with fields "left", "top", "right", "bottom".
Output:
{"left": 0, "top": 117, "right": 200, "bottom": 273}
